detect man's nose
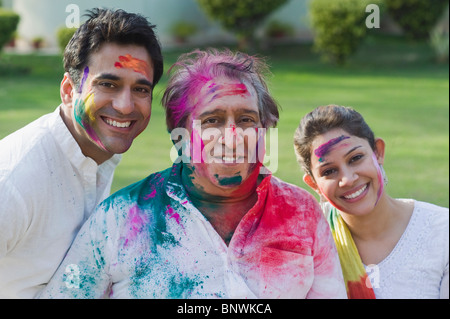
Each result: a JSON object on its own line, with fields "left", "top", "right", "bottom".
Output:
{"left": 220, "top": 123, "right": 244, "bottom": 149}
{"left": 112, "top": 88, "right": 134, "bottom": 114}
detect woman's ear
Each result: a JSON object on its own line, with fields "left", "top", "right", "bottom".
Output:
{"left": 303, "top": 174, "right": 319, "bottom": 192}
{"left": 374, "top": 138, "right": 386, "bottom": 165}
{"left": 60, "top": 73, "right": 75, "bottom": 108}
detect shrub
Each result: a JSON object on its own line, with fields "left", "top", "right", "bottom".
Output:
{"left": 196, "top": 0, "right": 289, "bottom": 51}
{"left": 56, "top": 26, "right": 77, "bottom": 53}
{"left": 0, "top": 9, "right": 20, "bottom": 52}
{"left": 309, "top": 0, "right": 377, "bottom": 65}
{"left": 170, "top": 21, "right": 198, "bottom": 43}
{"left": 385, "top": 0, "right": 449, "bottom": 40}
{"left": 265, "top": 20, "right": 294, "bottom": 39}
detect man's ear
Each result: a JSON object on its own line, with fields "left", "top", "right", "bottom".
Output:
{"left": 60, "top": 72, "right": 76, "bottom": 108}
{"left": 303, "top": 174, "right": 319, "bottom": 192}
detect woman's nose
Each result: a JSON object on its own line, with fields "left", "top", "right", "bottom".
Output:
{"left": 339, "top": 167, "right": 358, "bottom": 187}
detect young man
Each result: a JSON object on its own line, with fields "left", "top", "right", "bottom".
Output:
{"left": 0, "top": 8, "right": 163, "bottom": 298}
{"left": 40, "top": 49, "right": 346, "bottom": 299}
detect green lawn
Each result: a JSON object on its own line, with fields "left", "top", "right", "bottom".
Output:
{"left": 1, "top": 35, "right": 448, "bottom": 207}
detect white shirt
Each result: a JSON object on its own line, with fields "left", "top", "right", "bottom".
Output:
{"left": 40, "top": 164, "right": 346, "bottom": 299}
{"left": 0, "top": 106, "right": 121, "bottom": 299}
{"left": 365, "top": 200, "right": 449, "bottom": 299}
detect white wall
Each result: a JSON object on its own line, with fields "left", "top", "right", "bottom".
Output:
{"left": 10, "top": 0, "right": 310, "bottom": 51}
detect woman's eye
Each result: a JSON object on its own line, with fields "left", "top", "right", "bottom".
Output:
{"left": 321, "top": 168, "right": 336, "bottom": 177}
{"left": 350, "top": 154, "right": 364, "bottom": 163}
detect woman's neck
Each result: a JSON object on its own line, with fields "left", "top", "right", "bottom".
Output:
{"left": 339, "top": 194, "right": 414, "bottom": 265}
{"left": 340, "top": 194, "right": 413, "bottom": 241}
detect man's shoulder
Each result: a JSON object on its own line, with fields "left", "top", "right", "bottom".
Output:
{"left": 269, "top": 175, "right": 316, "bottom": 200}
{"left": 103, "top": 166, "right": 174, "bottom": 207}
{"left": 0, "top": 111, "right": 56, "bottom": 157}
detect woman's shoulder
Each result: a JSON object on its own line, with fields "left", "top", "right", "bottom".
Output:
{"left": 407, "top": 199, "right": 449, "bottom": 225}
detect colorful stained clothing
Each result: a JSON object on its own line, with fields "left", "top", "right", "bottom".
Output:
{"left": 40, "top": 164, "right": 347, "bottom": 299}
{"left": 324, "top": 200, "right": 449, "bottom": 299}
{"left": 326, "top": 206, "right": 375, "bottom": 299}
{"left": 0, "top": 106, "right": 121, "bottom": 299}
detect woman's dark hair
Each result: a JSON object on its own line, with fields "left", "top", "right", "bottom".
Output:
{"left": 64, "top": 8, "right": 163, "bottom": 89}
{"left": 294, "top": 105, "right": 375, "bottom": 177}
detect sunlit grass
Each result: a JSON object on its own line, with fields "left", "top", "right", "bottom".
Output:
{"left": 1, "top": 35, "right": 448, "bottom": 206}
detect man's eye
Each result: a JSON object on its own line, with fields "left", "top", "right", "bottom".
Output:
{"left": 202, "top": 118, "right": 218, "bottom": 125}
{"left": 135, "top": 87, "right": 151, "bottom": 95}
{"left": 99, "top": 82, "right": 115, "bottom": 89}
{"left": 240, "top": 117, "right": 255, "bottom": 123}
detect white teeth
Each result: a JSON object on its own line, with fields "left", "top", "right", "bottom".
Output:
{"left": 105, "top": 118, "right": 131, "bottom": 128}
{"left": 222, "top": 156, "right": 243, "bottom": 163}
{"left": 344, "top": 184, "right": 367, "bottom": 199}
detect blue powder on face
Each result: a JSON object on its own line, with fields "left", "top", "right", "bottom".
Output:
{"left": 214, "top": 174, "right": 242, "bottom": 186}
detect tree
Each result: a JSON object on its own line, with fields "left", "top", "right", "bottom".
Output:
{"left": 309, "top": 0, "right": 379, "bottom": 65}
{"left": 385, "top": 0, "right": 449, "bottom": 40}
{"left": 196, "top": 0, "right": 289, "bottom": 51}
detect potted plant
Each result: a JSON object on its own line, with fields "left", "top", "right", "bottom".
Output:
{"left": 32, "top": 36, "right": 44, "bottom": 50}
{"left": 265, "top": 20, "right": 294, "bottom": 39}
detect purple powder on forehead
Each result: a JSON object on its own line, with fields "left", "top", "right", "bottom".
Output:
{"left": 78, "top": 66, "right": 89, "bottom": 94}
{"left": 314, "top": 135, "right": 350, "bottom": 160}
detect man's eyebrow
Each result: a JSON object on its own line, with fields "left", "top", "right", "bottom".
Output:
{"left": 93, "top": 73, "right": 153, "bottom": 88}
{"left": 136, "top": 78, "right": 154, "bottom": 89}
{"left": 92, "top": 73, "right": 120, "bottom": 82}
{"left": 237, "top": 109, "right": 259, "bottom": 116}
{"left": 198, "top": 109, "right": 226, "bottom": 118}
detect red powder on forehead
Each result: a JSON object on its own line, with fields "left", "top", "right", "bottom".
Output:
{"left": 115, "top": 54, "right": 150, "bottom": 79}
{"left": 209, "top": 83, "right": 249, "bottom": 101}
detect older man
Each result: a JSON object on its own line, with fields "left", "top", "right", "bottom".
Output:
{"left": 40, "top": 49, "right": 345, "bottom": 299}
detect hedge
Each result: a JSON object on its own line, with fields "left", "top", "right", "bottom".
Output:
{"left": 0, "top": 9, "right": 20, "bottom": 52}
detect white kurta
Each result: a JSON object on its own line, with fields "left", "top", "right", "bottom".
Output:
{"left": 0, "top": 106, "right": 121, "bottom": 298}
{"left": 365, "top": 200, "right": 449, "bottom": 299}
{"left": 40, "top": 164, "right": 347, "bottom": 299}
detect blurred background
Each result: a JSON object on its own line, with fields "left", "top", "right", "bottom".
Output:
{"left": 0, "top": 0, "right": 448, "bottom": 207}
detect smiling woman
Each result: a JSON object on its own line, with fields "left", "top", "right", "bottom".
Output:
{"left": 294, "top": 104, "right": 449, "bottom": 299}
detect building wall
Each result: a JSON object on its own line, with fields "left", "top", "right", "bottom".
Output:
{"left": 9, "top": 0, "right": 311, "bottom": 51}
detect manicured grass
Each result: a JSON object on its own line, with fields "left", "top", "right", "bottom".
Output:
{"left": 1, "top": 35, "right": 448, "bottom": 207}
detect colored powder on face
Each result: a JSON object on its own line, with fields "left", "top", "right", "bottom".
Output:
{"left": 191, "top": 123, "right": 205, "bottom": 164}
{"left": 208, "top": 83, "right": 249, "bottom": 102}
{"left": 318, "top": 185, "right": 345, "bottom": 212}
{"left": 78, "top": 66, "right": 90, "bottom": 94}
{"left": 314, "top": 135, "right": 350, "bottom": 162}
{"left": 371, "top": 152, "right": 384, "bottom": 206}
{"left": 115, "top": 54, "right": 150, "bottom": 79}
{"left": 74, "top": 92, "right": 107, "bottom": 151}
{"left": 214, "top": 174, "right": 243, "bottom": 186}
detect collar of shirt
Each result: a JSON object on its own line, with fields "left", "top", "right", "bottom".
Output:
{"left": 49, "top": 106, "right": 122, "bottom": 175}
